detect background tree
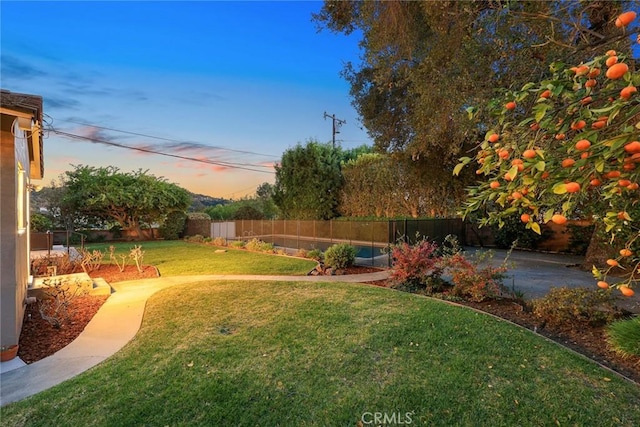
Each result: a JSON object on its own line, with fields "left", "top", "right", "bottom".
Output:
{"left": 314, "top": 0, "right": 633, "bottom": 214}
{"left": 60, "top": 165, "right": 191, "bottom": 240}
{"left": 273, "top": 139, "right": 344, "bottom": 219}
{"left": 456, "top": 11, "right": 640, "bottom": 295}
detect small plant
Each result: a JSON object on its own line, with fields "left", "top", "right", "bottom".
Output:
{"left": 245, "top": 238, "right": 274, "bottom": 253}
{"left": 80, "top": 249, "right": 104, "bottom": 273}
{"left": 532, "top": 287, "right": 623, "bottom": 327}
{"left": 390, "top": 239, "right": 443, "bottom": 292}
{"left": 607, "top": 316, "right": 640, "bottom": 359}
{"left": 38, "top": 277, "right": 89, "bottom": 329}
{"left": 203, "top": 237, "right": 213, "bottom": 243}
{"left": 109, "top": 245, "right": 128, "bottom": 272}
{"left": 443, "top": 251, "right": 509, "bottom": 302}
{"left": 295, "top": 248, "right": 308, "bottom": 258}
{"left": 307, "top": 248, "right": 323, "bottom": 261}
{"left": 212, "top": 237, "right": 227, "bottom": 246}
{"left": 185, "top": 235, "right": 205, "bottom": 243}
{"left": 130, "top": 245, "right": 145, "bottom": 273}
{"left": 229, "top": 240, "right": 245, "bottom": 248}
{"left": 324, "top": 243, "right": 357, "bottom": 270}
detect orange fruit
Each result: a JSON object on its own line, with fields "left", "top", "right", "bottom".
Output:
{"left": 488, "top": 133, "right": 500, "bottom": 143}
{"left": 505, "top": 101, "right": 516, "bottom": 110}
{"left": 575, "top": 139, "right": 590, "bottom": 150}
{"left": 620, "top": 86, "right": 638, "bottom": 100}
{"left": 555, "top": 133, "right": 566, "bottom": 140}
{"left": 530, "top": 122, "right": 540, "bottom": 131}
{"left": 620, "top": 248, "right": 633, "bottom": 257}
{"left": 498, "top": 150, "right": 510, "bottom": 159}
{"left": 520, "top": 213, "right": 530, "bottom": 223}
{"left": 606, "top": 49, "right": 617, "bottom": 56}
{"left": 523, "top": 149, "right": 537, "bottom": 159}
{"left": 605, "top": 170, "right": 621, "bottom": 179}
{"left": 617, "top": 211, "right": 628, "bottom": 220}
{"left": 504, "top": 172, "right": 513, "bottom": 181}
{"left": 590, "top": 178, "right": 602, "bottom": 186}
{"left": 606, "top": 55, "right": 618, "bottom": 67}
{"left": 592, "top": 120, "right": 606, "bottom": 129}
{"left": 619, "top": 179, "right": 632, "bottom": 187}
{"left": 571, "top": 120, "right": 587, "bottom": 131}
{"left": 624, "top": 141, "right": 640, "bottom": 154}
{"left": 615, "top": 11, "right": 637, "bottom": 28}
{"left": 606, "top": 259, "right": 619, "bottom": 267}
{"left": 490, "top": 181, "right": 500, "bottom": 189}
{"left": 620, "top": 286, "right": 635, "bottom": 297}
{"left": 512, "top": 191, "right": 523, "bottom": 200}
{"left": 581, "top": 152, "right": 590, "bottom": 160}
{"left": 562, "top": 158, "right": 576, "bottom": 168}
{"left": 588, "top": 68, "right": 601, "bottom": 78}
{"left": 565, "top": 182, "right": 581, "bottom": 193}
{"left": 597, "top": 281, "right": 609, "bottom": 289}
{"left": 628, "top": 183, "right": 639, "bottom": 190}
{"left": 540, "top": 90, "right": 552, "bottom": 99}
{"left": 584, "top": 79, "right": 597, "bottom": 88}
{"left": 574, "top": 65, "right": 589, "bottom": 76}
{"left": 623, "top": 162, "right": 636, "bottom": 171}
{"left": 551, "top": 214, "right": 567, "bottom": 225}
{"left": 580, "top": 96, "right": 593, "bottom": 105}
{"left": 541, "top": 171, "right": 550, "bottom": 180}
{"left": 606, "top": 63, "right": 629, "bottom": 80}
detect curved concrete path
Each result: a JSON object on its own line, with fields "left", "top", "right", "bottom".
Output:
{"left": 0, "top": 271, "right": 389, "bottom": 407}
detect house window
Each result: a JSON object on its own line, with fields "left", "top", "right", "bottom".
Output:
{"left": 17, "top": 163, "right": 26, "bottom": 234}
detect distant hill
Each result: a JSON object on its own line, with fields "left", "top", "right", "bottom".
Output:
{"left": 189, "top": 192, "right": 228, "bottom": 212}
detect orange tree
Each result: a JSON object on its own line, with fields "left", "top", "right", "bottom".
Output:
{"left": 456, "top": 11, "right": 639, "bottom": 297}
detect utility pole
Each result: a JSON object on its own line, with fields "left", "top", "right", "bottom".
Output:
{"left": 323, "top": 112, "right": 346, "bottom": 149}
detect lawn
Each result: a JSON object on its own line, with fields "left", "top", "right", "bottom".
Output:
{"left": 2, "top": 281, "right": 639, "bottom": 426}
{"left": 86, "top": 240, "right": 317, "bottom": 276}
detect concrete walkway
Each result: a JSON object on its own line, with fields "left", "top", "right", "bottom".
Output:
{"left": 0, "top": 270, "right": 389, "bottom": 407}
{"left": 2, "top": 250, "right": 639, "bottom": 406}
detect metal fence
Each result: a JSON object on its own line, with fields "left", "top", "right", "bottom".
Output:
{"left": 211, "top": 219, "right": 465, "bottom": 267}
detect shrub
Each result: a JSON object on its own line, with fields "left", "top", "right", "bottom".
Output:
{"left": 185, "top": 235, "right": 204, "bottom": 243}
{"left": 245, "top": 238, "right": 274, "bottom": 253}
{"left": 159, "top": 211, "right": 187, "bottom": 240}
{"left": 443, "top": 251, "right": 508, "bottom": 302}
{"left": 607, "top": 316, "right": 640, "bottom": 358}
{"left": 229, "top": 240, "right": 245, "bottom": 248}
{"left": 390, "top": 239, "right": 443, "bottom": 292}
{"left": 307, "top": 248, "right": 323, "bottom": 261}
{"left": 212, "top": 237, "right": 227, "bottom": 246}
{"left": 30, "top": 212, "right": 53, "bottom": 232}
{"left": 532, "top": 287, "right": 622, "bottom": 327}
{"left": 324, "top": 243, "right": 357, "bottom": 270}
{"left": 295, "top": 248, "right": 308, "bottom": 258}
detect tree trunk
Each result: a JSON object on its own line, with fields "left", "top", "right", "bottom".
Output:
{"left": 582, "top": 222, "right": 616, "bottom": 270}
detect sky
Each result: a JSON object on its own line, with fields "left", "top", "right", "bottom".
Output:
{"left": 1, "top": 0, "right": 369, "bottom": 199}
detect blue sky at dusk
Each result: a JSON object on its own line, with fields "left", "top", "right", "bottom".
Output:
{"left": 1, "top": 1, "right": 368, "bottom": 198}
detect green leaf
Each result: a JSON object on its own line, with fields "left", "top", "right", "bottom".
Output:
{"left": 534, "top": 103, "right": 550, "bottom": 123}
{"left": 595, "top": 158, "right": 604, "bottom": 173}
{"left": 543, "top": 209, "right": 554, "bottom": 223}
{"left": 534, "top": 161, "right": 546, "bottom": 171}
{"left": 562, "top": 201, "right": 572, "bottom": 212}
{"left": 453, "top": 163, "right": 465, "bottom": 176}
{"left": 508, "top": 165, "right": 519, "bottom": 180}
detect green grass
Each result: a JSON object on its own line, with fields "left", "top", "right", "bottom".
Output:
{"left": 2, "top": 281, "right": 639, "bottom": 426}
{"left": 86, "top": 240, "right": 316, "bottom": 276}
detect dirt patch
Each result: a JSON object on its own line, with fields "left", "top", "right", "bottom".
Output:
{"left": 88, "top": 264, "right": 159, "bottom": 283}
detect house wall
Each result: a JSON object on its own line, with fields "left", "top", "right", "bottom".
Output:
{"left": 0, "top": 115, "right": 30, "bottom": 346}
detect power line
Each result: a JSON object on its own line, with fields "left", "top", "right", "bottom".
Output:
{"left": 49, "top": 128, "right": 275, "bottom": 174}
{"left": 323, "top": 111, "right": 346, "bottom": 149}
{"left": 51, "top": 116, "right": 281, "bottom": 159}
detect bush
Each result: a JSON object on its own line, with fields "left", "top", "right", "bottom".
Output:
{"left": 307, "top": 248, "right": 323, "bottom": 261}
{"left": 390, "top": 239, "right": 443, "bottom": 292}
{"left": 607, "top": 316, "right": 640, "bottom": 359}
{"left": 229, "top": 240, "right": 245, "bottom": 248}
{"left": 532, "top": 287, "right": 622, "bottom": 327}
{"left": 244, "top": 238, "right": 274, "bottom": 253}
{"left": 185, "top": 235, "right": 204, "bottom": 243}
{"left": 324, "top": 243, "right": 356, "bottom": 270}
{"left": 295, "top": 248, "right": 308, "bottom": 258}
{"left": 212, "top": 237, "right": 227, "bottom": 246}
{"left": 159, "top": 211, "right": 187, "bottom": 240}
{"left": 443, "top": 251, "right": 508, "bottom": 302}
{"left": 30, "top": 212, "right": 53, "bottom": 232}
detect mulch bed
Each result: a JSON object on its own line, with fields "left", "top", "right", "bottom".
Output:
{"left": 16, "top": 265, "right": 640, "bottom": 385}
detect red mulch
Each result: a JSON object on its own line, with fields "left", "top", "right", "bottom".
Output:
{"left": 16, "top": 265, "right": 640, "bottom": 385}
